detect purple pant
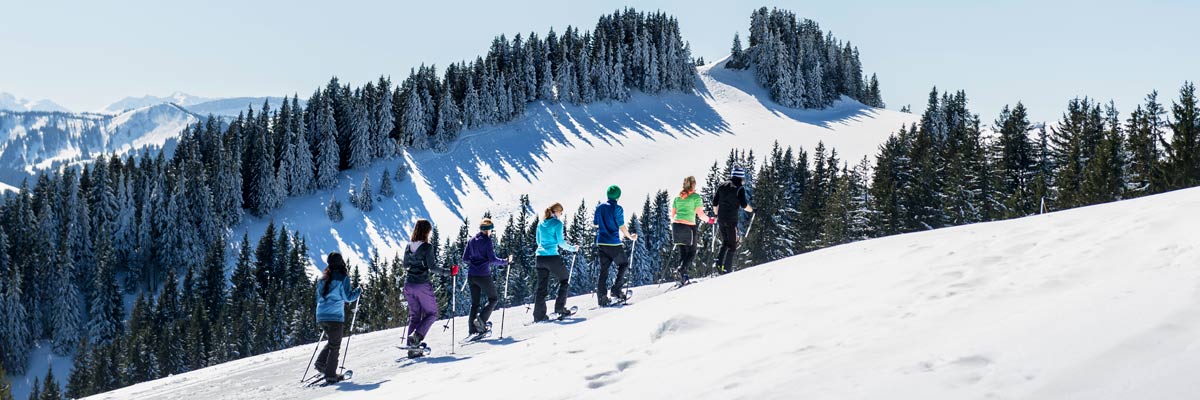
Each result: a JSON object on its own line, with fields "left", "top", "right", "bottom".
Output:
{"left": 404, "top": 282, "right": 438, "bottom": 339}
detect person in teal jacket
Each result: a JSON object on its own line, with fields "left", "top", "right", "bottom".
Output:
{"left": 533, "top": 202, "right": 579, "bottom": 321}
{"left": 313, "top": 252, "right": 362, "bottom": 384}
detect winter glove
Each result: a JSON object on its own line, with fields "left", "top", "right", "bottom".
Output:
{"left": 451, "top": 265, "right": 460, "bottom": 276}
{"left": 352, "top": 287, "right": 363, "bottom": 297}
{"left": 707, "top": 217, "right": 716, "bottom": 225}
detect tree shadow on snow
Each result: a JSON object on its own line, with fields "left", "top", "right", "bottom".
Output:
{"left": 702, "top": 59, "right": 883, "bottom": 130}
{"left": 407, "top": 87, "right": 732, "bottom": 222}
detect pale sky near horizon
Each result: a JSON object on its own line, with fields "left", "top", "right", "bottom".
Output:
{"left": 1, "top": 0, "right": 1195, "bottom": 124}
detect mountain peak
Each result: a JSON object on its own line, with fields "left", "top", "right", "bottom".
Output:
{"left": 0, "top": 92, "right": 71, "bottom": 113}
{"left": 100, "top": 92, "right": 212, "bottom": 114}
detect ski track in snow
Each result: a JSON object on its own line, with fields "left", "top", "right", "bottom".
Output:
{"left": 89, "top": 186, "right": 1200, "bottom": 399}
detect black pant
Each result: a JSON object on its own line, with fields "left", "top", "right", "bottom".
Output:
{"left": 716, "top": 221, "right": 739, "bottom": 274}
{"left": 534, "top": 255, "right": 571, "bottom": 319}
{"left": 468, "top": 275, "right": 499, "bottom": 333}
{"left": 597, "top": 245, "right": 629, "bottom": 300}
{"left": 315, "top": 321, "right": 345, "bottom": 378}
{"left": 672, "top": 223, "right": 698, "bottom": 280}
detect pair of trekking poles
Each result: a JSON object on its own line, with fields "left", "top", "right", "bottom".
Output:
{"left": 442, "top": 259, "right": 515, "bottom": 354}
{"left": 301, "top": 294, "right": 363, "bottom": 383}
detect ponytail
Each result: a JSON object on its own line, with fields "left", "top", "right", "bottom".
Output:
{"left": 680, "top": 176, "right": 697, "bottom": 198}
{"left": 543, "top": 203, "right": 564, "bottom": 220}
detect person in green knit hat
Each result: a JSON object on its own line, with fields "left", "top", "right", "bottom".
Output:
{"left": 592, "top": 184, "right": 638, "bottom": 306}
{"left": 670, "top": 176, "right": 714, "bottom": 285}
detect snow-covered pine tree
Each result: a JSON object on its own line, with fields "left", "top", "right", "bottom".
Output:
{"left": 348, "top": 98, "right": 372, "bottom": 170}
{"left": 434, "top": 90, "right": 462, "bottom": 151}
{"left": 380, "top": 169, "right": 394, "bottom": 197}
{"left": 0, "top": 230, "right": 29, "bottom": 374}
{"left": 374, "top": 76, "right": 397, "bottom": 159}
{"left": 404, "top": 85, "right": 429, "bottom": 150}
{"left": 49, "top": 245, "right": 81, "bottom": 355}
{"left": 314, "top": 101, "right": 340, "bottom": 190}
{"left": 88, "top": 226, "right": 123, "bottom": 346}
{"left": 357, "top": 175, "right": 374, "bottom": 212}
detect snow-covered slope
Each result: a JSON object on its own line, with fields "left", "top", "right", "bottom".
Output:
{"left": 99, "top": 91, "right": 211, "bottom": 114}
{"left": 88, "top": 185, "right": 1200, "bottom": 399}
{"left": 240, "top": 60, "right": 917, "bottom": 270}
{"left": 0, "top": 103, "right": 201, "bottom": 186}
{"left": 184, "top": 96, "right": 303, "bottom": 117}
{"left": 0, "top": 92, "right": 70, "bottom": 113}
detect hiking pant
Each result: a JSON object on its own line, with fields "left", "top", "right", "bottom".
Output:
{"left": 315, "top": 321, "right": 345, "bottom": 379}
{"left": 597, "top": 245, "right": 629, "bottom": 299}
{"left": 468, "top": 275, "right": 499, "bottom": 332}
{"left": 404, "top": 282, "right": 438, "bottom": 340}
{"left": 716, "top": 221, "right": 740, "bottom": 274}
{"left": 534, "top": 255, "right": 571, "bottom": 318}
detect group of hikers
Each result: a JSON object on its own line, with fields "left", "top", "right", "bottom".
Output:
{"left": 308, "top": 167, "right": 753, "bottom": 384}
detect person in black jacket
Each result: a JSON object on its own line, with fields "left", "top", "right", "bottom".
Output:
{"left": 712, "top": 167, "right": 753, "bottom": 274}
{"left": 402, "top": 219, "right": 452, "bottom": 358}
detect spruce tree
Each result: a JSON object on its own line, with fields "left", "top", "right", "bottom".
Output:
{"left": 348, "top": 99, "right": 372, "bottom": 170}
{"left": 88, "top": 226, "right": 122, "bottom": 346}
{"left": 40, "top": 367, "right": 61, "bottom": 400}
{"left": 1165, "top": 82, "right": 1200, "bottom": 188}
{"left": 48, "top": 246, "right": 81, "bottom": 355}
{"left": 380, "top": 169, "right": 394, "bottom": 197}
{"left": 314, "top": 102, "right": 340, "bottom": 190}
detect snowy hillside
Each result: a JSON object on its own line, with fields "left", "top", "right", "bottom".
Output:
{"left": 184, "top": 96, "right": 303, "bottom": 117}
{"left": 0, "top": 92, "right": 70, "bottom": 113}
{"left": 88, "top": 184, "right": 1200, "bottom": 399}
{"left": 0, "top": 103, "right": 200, "bottom": 186}
{"left": 239, "top": 60, "right": 917, "bottom": 270}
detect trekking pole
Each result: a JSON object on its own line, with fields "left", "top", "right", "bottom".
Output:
{"left": 301, "top": 331, "right": 327, "bottom": 382}
{"left": 338, "top": 294, "right": 363, "bottom": 373}
{"left": 451, "top": 271, "right": 457, "bottom": 354}
{"left": 709, "top": 223, "right": 719, "bottom": 276}
{"left": 625, "top": 236, "right": 638, "bottom": 292}
{"left": 499, "top": 261, "right": 513, "bottom": 338}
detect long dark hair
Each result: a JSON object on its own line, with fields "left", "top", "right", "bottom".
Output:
{"left": 321, "top": 252, "right": 348, "bottom": 296}
{"left": 410, "top": 219, "right": 433, "bottom": 243}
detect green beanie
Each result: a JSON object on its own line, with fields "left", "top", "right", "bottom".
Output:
{"left": 606, "top": 185, "right": 622, "bottom": 200}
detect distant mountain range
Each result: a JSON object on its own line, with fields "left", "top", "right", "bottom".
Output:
{"left": 0, "top": 92, "right": 71, "bottom": 113}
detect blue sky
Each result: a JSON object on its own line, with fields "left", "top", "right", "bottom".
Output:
{"left": 1, "top": 0, "right": 1195, "bottom": 123}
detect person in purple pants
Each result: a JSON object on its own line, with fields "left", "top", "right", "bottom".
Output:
{"left": 402, "top": 219, "right": 450, "bottom": 358}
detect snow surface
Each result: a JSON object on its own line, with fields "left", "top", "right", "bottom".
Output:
{"left": 183, "top": 96, "right": 302, "bottom": 117}
{"left": 87, "top": 184, "right": 1200, "bottom": 399}
{"left": 239, "top": 61, "right": 917, "bottom": 272}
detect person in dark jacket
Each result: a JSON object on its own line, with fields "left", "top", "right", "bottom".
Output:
{"left": 403, "top": 219, "right": 451, "bottom": 358}
{"left": 462, "top": 218, "right": 511, "bottom": 335}
{"left": 593, "top": 185, "right": 638, "bottom": 306}
{"left": 712, "top": 167, "right": 753, "bottom": 274}
{"left": 313, "top": 252, "right": 362, "bottom": 384}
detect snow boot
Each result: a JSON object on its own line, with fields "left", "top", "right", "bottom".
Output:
{"left": 407, "top": 332, "right": 425, "bottom": 359}
{"left": 473, "top": 318, "right": 489, "bottom": 334}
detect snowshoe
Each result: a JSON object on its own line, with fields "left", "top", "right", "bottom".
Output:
{"left": 553, "top": 305, "right": 579, "bottom": 320}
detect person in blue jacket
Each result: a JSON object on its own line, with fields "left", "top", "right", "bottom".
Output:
{"left": 533, "top": 202, "right": 579, "bottom": 321}
{"left": 594, "top": 185, "right": 638, "bottom": 306}
{"left": 313, "top": 252, "right": 362, "bottom": 384}
{"left": 462, "top": 218, "right": 512, "bottom": 335}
